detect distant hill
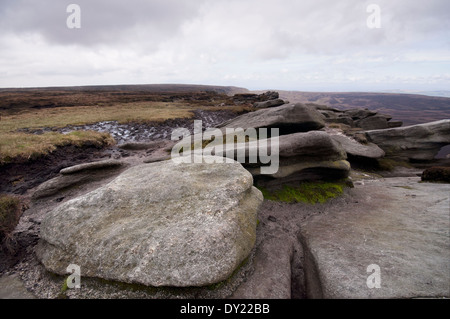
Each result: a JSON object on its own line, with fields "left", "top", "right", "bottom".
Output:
{"left": 0, "top": 84, "right": 248, "bottom": 95}
{"left": 380, "top": 90, "right": 450, "bottom": 98}
{"left": 0, "top": 84, "right": 249, "bottom": 115}
{"left": 270, "top": 91, "right": 450, "bottom": 126}
{"left": 2, "top": 85, "right": 449, "bottom": 127}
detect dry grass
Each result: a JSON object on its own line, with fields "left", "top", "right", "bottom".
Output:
{"left": 0, "top": 102, "right": 197, "bottom": 132}
{"left": 0, "top": 131, "right": 115, "bottom": 164}
{"left": 0, "top": 100, "right": 250, "bottom": 164}
{"left": 0, "top": 101, "right": 251, "bottom": 132}
{"left": 0, "top": 102, "right": 194, "bottom": 164}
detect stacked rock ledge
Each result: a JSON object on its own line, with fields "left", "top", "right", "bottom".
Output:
{"left": 365, "top": 119, "right": 450, "bottom": 162}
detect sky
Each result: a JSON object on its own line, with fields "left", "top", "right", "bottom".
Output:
{"left": 0, "top": 0, "right": 449, "bottom": 91}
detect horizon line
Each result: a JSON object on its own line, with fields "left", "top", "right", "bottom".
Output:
{"left": 1, "top": 82, "right": 450, "bottom": 96}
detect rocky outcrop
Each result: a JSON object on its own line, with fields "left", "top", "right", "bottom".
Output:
{"left": 218, "top": 103, "right": 325, "bottom": 135}
{"left": 355, "top": 115, "right": 389, "bottom": 130}
{"left": 203, "top": 131, "right": 350, "bottom": 188}
{"left": 253, "top": 99, "right": 286, "bottom": 108}
{"left": 232, "top": 91, "right": 280, "bottom": 105}
{"left": 317, "top": 106, "right": 403, "bottom": 131}
{"left": 387, "top": 121, "right": 403, "bottom": 128}
{"left": 365, "top": 119, "right": 450, "bottom": 161}
{"left": 330, "top": 134, "right": 385, "bottom": 160}
{"left": 36, "top": 156, "right": 263, "bottom": 287}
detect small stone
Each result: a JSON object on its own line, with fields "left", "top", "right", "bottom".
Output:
{"left": 268, "top": 216, "right": 277, "bottom": 222}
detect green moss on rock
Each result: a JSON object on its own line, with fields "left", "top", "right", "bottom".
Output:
{"left": 258, "top": 181, "right": 349, "bottom": 204}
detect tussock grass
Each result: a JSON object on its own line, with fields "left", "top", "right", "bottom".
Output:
{"left": 0, "top": 131, "right": 115, "bottom": 164}
{"left": 0, "top": 100, "right": 248, "bottom": 164}
{"left": 0, "top": 102, "right": 197, "bottom": 132}
{"left": 0, "top": 102, "right": 193, "bottom": 164}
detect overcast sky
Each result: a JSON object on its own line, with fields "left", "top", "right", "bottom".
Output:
{"left": 1, "top": 0, "right": 449, "bottom": 91}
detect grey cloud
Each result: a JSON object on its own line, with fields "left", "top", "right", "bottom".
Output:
{"left": 0, "top": 0, "right": 206, "bottom": 47}
{"left": 2, "top": 0, "right": 449, "bottom": 53}
{"left": 185, "top": 0, "right": 450, "bottom": 60}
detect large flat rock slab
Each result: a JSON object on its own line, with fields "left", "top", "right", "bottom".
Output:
{"left": 300, "top": 177, "right": 450, "bottom": 298}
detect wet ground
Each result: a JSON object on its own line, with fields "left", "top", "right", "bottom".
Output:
{"left": 18, "top": 110, "right": 237, "bottom": 144}
{"left": 1, "top": 109, "right": 239, "bottom": 195}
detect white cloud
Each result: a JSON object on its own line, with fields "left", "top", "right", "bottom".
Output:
{"left": 0, "top": 0, "right": 449, "bottom": 90}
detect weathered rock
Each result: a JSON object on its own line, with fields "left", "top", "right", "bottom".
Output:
{"left": 32, "top": 160, "right": 128, "bottom": 200}
{"left": 142, "top": 155, "right": 171, "bottom": 164}
{"left": 330, "top": 135, "right": 385, "bottom": 159}
{"left": 378, "top": 113, "right": 393, "bottom": 121}
{"left": 387, "top": 121, "right": 403, "bottom": 128}
{"left": 232, "top": 91, "right": 279, "bottom": 104}
{"left": 344, "top": 108, "right": 377, "bottom": 120}
{"left": 318, "top": 110, "right": 336, "bottom": 119}
{"left": 253, "top": 99, "right": 286, "bottom": 108}
{"left": 217, "top": 103, "right": 325, "bottom": 135}
{"left": 322, "top": 107, "right": 400, "bottom": 130}
{"left": 230, "top": 234, "right": 297, "bottom": 299}
{"left": 355, "top": 115, "right": 389, "bottom": 130}
{"left": 365, "top": 119, "right": 450, "bottom": 161}
{"left": 202, "top": 131, "right": 350, "bottom": 186}
{"left": 326, "top": 116, "right": 355, "bottom": 127}
{"left": 0, "top": 275, "right": 36, "bottom": 299}
{"left": 260, "top": 91, "right": 280, "bottom": 101}
{"left": 300, "top": 177, "right": 450, "bottom": 298}
{"left": 274, "top": 131, "right": 347, "bottom": 162}
{"left": 311, "top": 104, "right": 343, "bottom": 113}
{"left": 59, "top": 159, "right": 124, "bottom": 175}
{"left": 231, "top": 199, "right": 306, "bottom": 299}
{"left": 36, "top": 156, "right": 263, "bottom": 287}
{"left": 352, "top": 132, "right": 369, "bottom": 144}
{"left": 421, "top": 166, "right": 450, "bottom": 183}
{"left": 205, "top": 131, "right": 346, "bottom": 164}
